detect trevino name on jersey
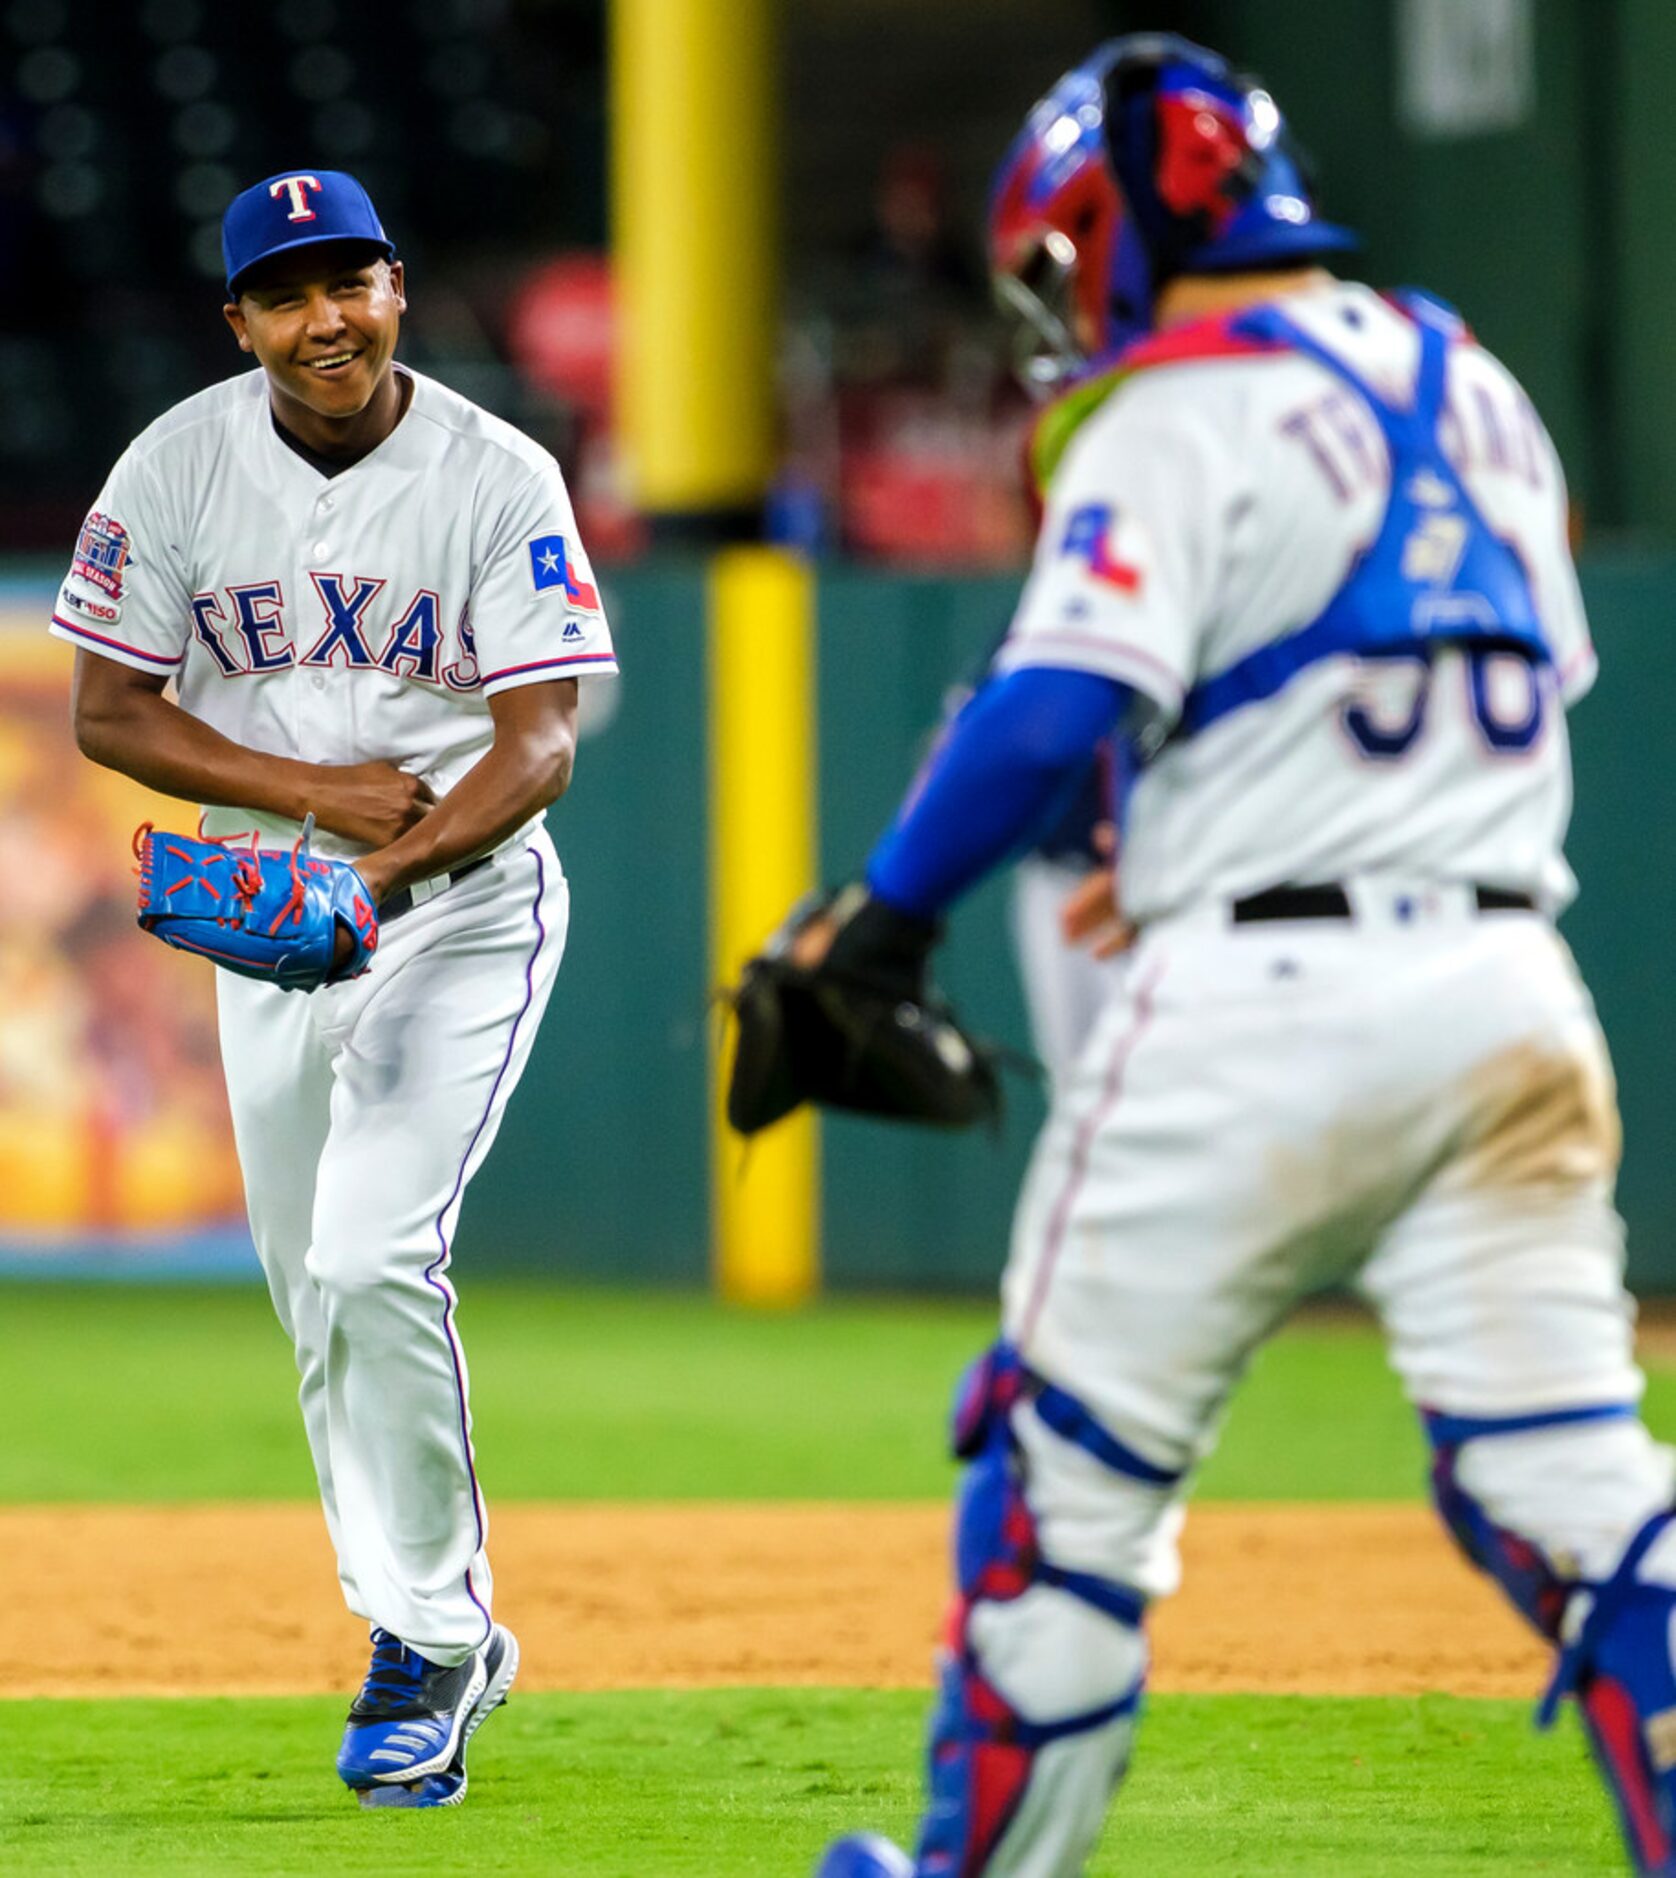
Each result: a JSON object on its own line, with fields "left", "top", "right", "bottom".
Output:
{"left": 51, "top": 365, "right": 617, "bottom": 857}
{"left": 996, "top": 282, "right": 1595, "bottom": 923}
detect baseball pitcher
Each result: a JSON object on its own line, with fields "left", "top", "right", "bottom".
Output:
{"left": 801, "top": 37, "right": 1676, "bottom": 1878}
{"left": 53, "top": 171, "right": 616, "bottom": 1807}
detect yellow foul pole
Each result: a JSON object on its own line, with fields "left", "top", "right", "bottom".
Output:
{"left": 708, "top": 549, "right": 819, "bottom": 1307}
{"left": 611, "top": 0, "right": 777, "bottom": 521}
{"left": 614, "top": 2, "right": 815, "bottom": 1301}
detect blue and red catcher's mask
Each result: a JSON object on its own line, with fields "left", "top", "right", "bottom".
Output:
{"left": 989, "top": 34, "right": 1358, "bottom": 397}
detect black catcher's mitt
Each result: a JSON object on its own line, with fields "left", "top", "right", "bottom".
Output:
{"left": 725, "top": 886, "right": 1003, "bottom": 1136}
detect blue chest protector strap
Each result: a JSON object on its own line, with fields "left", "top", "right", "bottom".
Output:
{"left": 1176, "top": 292, "right": 1552, "bottom": 741}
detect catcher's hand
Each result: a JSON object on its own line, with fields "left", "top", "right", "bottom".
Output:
{"left": 725, "top": 884, "right": 1002, "bottom": 1136}
{"left": 135, "top": 816, "right": 378, "bottom": 993}
{"left": 1059, "top": 821, "right": 1135, "bottom": 959}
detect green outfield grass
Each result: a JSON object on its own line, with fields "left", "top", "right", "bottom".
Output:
{"left": 0, "top": 1281, "right": 1566, "bottom": 1503}
{"left": 0, "top": 1689, "right": 1620, "bottom": 1876}
{"left": 4, "top": 1281, "right": 1674, "bottom": 1504}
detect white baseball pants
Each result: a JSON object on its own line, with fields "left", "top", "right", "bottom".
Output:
{"left": 1009, "top": 855, "right": 1124, "bottom": 1090}
{"left": 971, "top": 885, "right": 1673, "bottom": 1874}
{"left": 217, "top": 829, "right": 567, "bottom": 1665}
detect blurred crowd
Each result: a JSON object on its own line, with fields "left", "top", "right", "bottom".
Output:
{"left": 0, "top": 0, "right": 1033, "bottom": 566}
{"left": 509, "top": 143, "right": 1034, "bottom": 566}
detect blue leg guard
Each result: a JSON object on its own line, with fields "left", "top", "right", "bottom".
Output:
{"left": 1541, "top": 1513, "right": 1676, "bottom": 1875}
{"left": 1429, "top": 1430, "right": 1573, "bottom": 1643}
{"left": 1429, "top": 1408, "right": 1676, "bottom": 1876}
{"left": 906, "top": 1343, "right": 1164, "bottom": 1877}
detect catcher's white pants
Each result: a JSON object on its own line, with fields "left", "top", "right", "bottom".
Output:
{"left": 1009, "top": 855, "right": 1124, "bottom": 1090}
{"left": 217, "top": 829, "right": 566, "bottom": 1665}
{"left": 973, "top": 885, "right": 1673, "bottom": 1875}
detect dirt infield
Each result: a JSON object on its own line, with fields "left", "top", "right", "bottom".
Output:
{"left": 0, "top": 1501, "right": 1548, "bottom": 1702}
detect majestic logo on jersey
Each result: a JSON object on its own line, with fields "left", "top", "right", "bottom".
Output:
{"left": 528, "top": 534, "right": 600, "bottom": 610}
{"left": 1060, "top": 503, "right": 1144, "bottom": 594}
{"left": 269, "top": 174, "right": 323, "bottom": 223}
{"left": 72, "top": 511, "right": 131, "bottom": 600}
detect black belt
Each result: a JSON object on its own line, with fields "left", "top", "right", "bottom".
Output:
{"left": 379, "top": 854, "right": 494, "bottom": 924}
{"left": 1231, "top": 883, "right": 1536, "bottom": 923}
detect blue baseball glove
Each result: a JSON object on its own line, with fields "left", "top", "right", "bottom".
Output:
{"left": 135, "top": 815, "right": 378, "bottom": 993}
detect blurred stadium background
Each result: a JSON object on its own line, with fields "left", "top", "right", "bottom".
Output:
{"left": 1, "top": 0, "right": 1673, "bottom": 1302}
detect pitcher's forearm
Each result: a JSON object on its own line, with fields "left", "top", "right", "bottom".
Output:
{"left": 359, "top": 737, "right": 572, "bottom": 897}
{"left": 73, "top": 684, "right": 312, "bottom": 819}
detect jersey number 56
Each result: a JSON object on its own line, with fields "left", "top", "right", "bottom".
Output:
{"left": 1341, "top": 649, "right": 1547, "bottom": 761}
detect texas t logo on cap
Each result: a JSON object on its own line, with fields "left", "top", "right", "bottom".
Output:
{"left": 269, "top": 174, "right": 323, "bottom": 223}
{"left": 221, "top": 168, "right": 396, "bottom": 296}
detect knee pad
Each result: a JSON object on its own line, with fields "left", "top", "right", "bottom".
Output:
{"left": 1430, "top": 1435, "right": 1572, "bottom": 1641}
{"left": 1429, "top": 1405, "right": 1672, "bottom": 1638}
{"left": 914, "top": 1344, "right": 1162, "bottom": 1877}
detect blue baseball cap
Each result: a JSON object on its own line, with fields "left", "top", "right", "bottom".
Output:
{"left": 222, "top": 169, "right": 396, "bottom": 297}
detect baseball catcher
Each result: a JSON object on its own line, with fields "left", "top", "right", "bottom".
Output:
{"left": 725, "top": 885, "right": 1002, "bottom": 1135}
{"left": 815, "top": 30, "right": 1676, "bottom": 1878}
{"left": 134, "top": 816, "right": 378, "bottom": 992}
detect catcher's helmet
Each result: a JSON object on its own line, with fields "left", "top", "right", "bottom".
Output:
{"left": 989, "top": 34, "right": 1357, "bottom": 396}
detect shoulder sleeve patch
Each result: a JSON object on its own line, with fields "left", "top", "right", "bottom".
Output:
{"left": 528, "top": 534, "right": 600, "bottom": 610}
{"left": 71, "top": 510, "right": 132, "bottom": 601}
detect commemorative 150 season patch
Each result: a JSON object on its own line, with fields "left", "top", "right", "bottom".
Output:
{"left": 71, "top": 510, "right": 131, "bottom": 601}
{"left": 61, "top": 589, "right": 122, "bottom": 624}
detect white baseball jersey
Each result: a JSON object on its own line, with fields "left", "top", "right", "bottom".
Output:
{"left": 995, "top": 281, "right": 1593, "bottom": 924}
{"left": 52, "top": 364, "right": 612, "bottom": 1665}
{"left": 52, "top": 363, "right": 617, "bottom": 855}
{"left": 977, "top": 286, "right": 1669, "bottom": 1878}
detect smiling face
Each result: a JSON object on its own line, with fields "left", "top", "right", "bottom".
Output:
{"left": 223, "top": 240, "right": 407, "bottom": 450}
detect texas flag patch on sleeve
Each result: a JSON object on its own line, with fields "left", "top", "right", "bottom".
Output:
{"left": 528, "top": 534, "right": 599, "bottom": 611}
{"left": 1059, "top": 503, "right": 1145, "bottom": 595}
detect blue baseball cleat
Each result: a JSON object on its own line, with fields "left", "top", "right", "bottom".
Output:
{"left": 815, "top": 1833, "right": 915, "bottom": 1877}
{"left": 353, "top": 1763, "right": 470, "bottom": 1809}
{"left": 337, "top": 1621, "right": 519, "bottom": 1807}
